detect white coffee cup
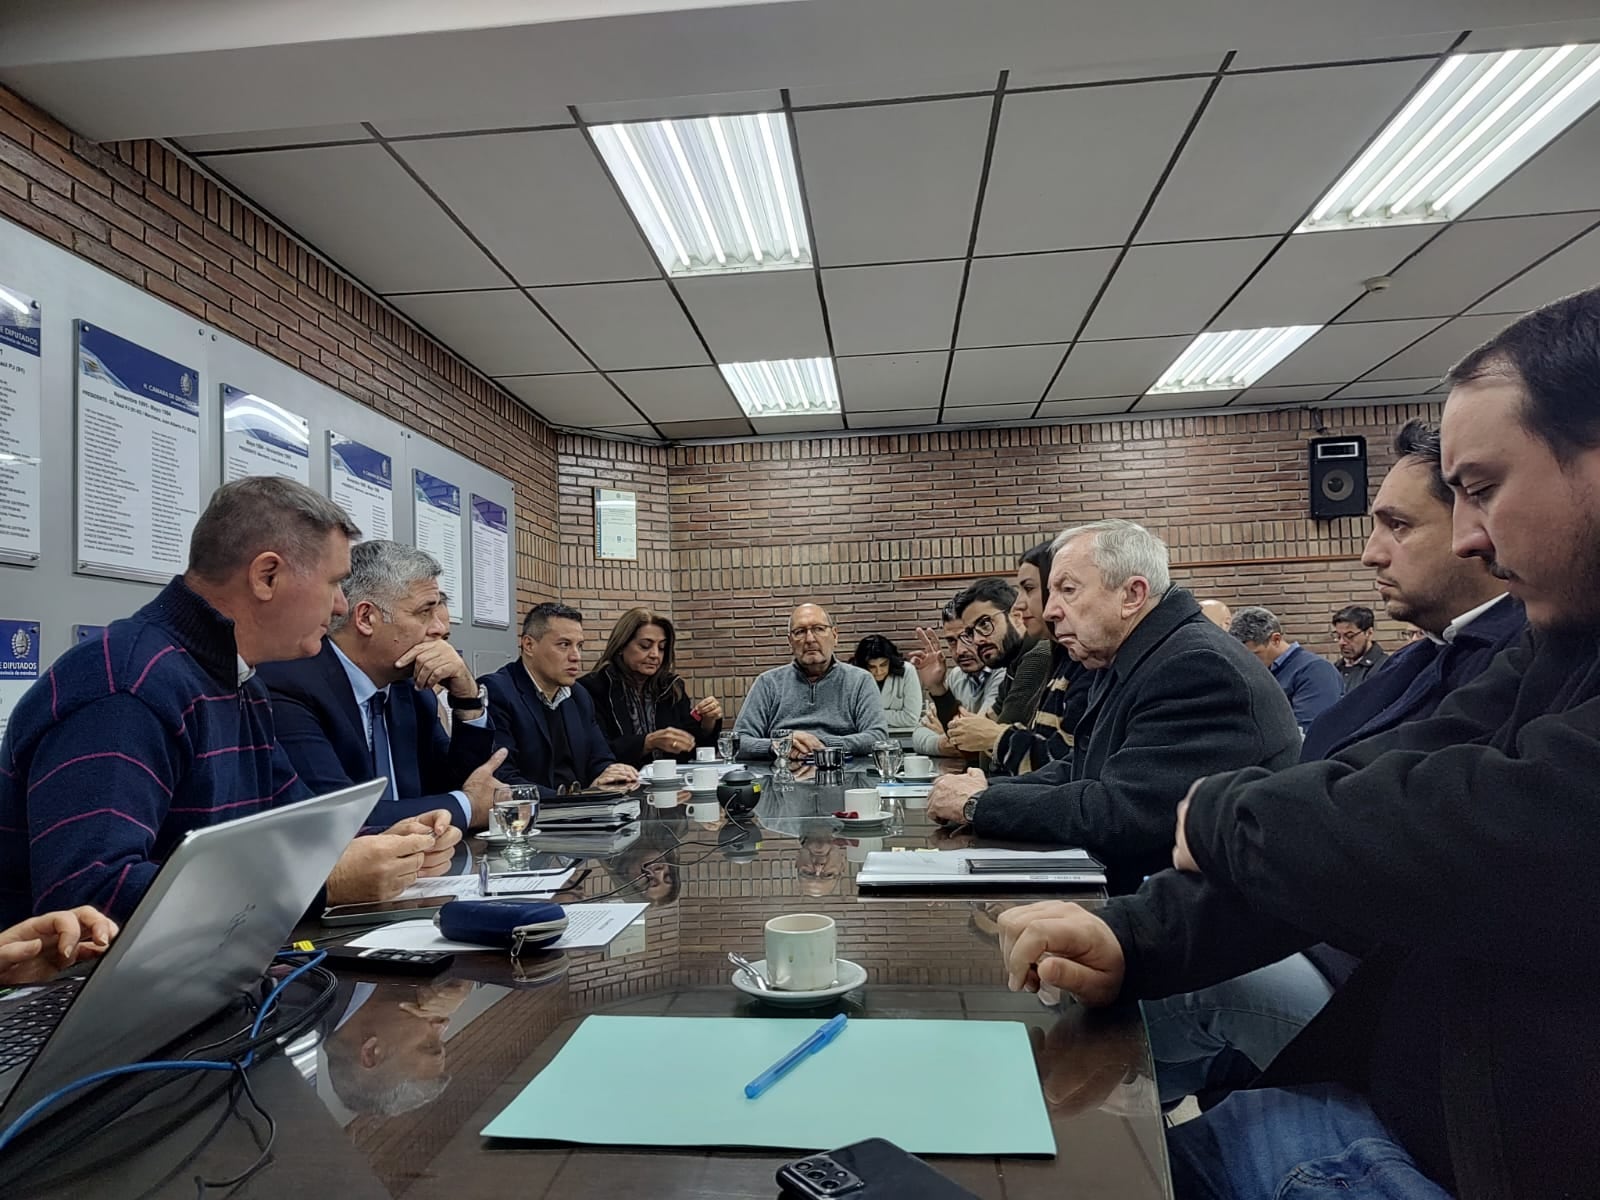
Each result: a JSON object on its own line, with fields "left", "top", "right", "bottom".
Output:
{"left": 648, "top": 788, "right": 681, "bottom": 808}
{"left": 764, "top": 913, "right": 837, "bottom": 991}
{"left": 842, "top": 787, "right": 882, "bottom": 819}
{"left": 645, "top": 759, "right": 678, "bottom": 782}
{"left": 686, "top": 800, "right": 720, "bottom": 824}
{"left": 690, "top": 765, "right": 719, "bottom": 791}
{"left": 695, "top": 746, "right": 717, "bottom": 762}
{"left": 901, "top": 754, "right": 933, "bottom": 777}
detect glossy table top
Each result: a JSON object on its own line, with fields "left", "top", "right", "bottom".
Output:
{"left": 17, "top": 763, "right": 1170, "bottom": 1199}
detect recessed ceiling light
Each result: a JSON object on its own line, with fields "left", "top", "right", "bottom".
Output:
{"left": 1149, "top": 327, "right": 1322, "bottom": 394}
{"left": 1300, "top": 43, "right": 1600, "bottom": 231}
{"left": 720, "top": 358, "right": 840, "bottom": 417}
{"left": 591, "top": 112, "right": 809, "bottom": 276}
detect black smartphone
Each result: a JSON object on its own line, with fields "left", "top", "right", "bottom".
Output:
{"left": 776, "top": 1138, "right": 980, "bottom": 1200}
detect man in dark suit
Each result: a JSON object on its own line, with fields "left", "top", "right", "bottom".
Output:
{"left": 481, "top": 603, "right": 640, "bottom": 797}
{"left": 259, "top": 540, "right": 504, "bottom": 829}
{"left": 927, "top": 519, "right": 1301, "bottom": 892}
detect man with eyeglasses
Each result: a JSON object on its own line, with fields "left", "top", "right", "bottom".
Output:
{"left": 1330, "top": 604, "right": 1387, "bottom": 692}
{"left": 733, "top": 603, "right": 888, "bottom": 762}
{"left": 910, "top": 598, "right": 1009, "bottom": 758}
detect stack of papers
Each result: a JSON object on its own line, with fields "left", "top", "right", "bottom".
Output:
{"left": 396, "top": 867, "right": 576, "bottom": 903}
{"left": 856, "top": 848, "right": 1105, "bottom": 889}
{"left": 540, "top": 796, "right": 641, "bottom": 827}
{"left": 877, "top": 781, "right": 932, "bottom": 798}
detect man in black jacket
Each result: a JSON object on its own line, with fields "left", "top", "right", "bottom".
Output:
{"left": 928, "top": 519, "right": 1301, "bottom": 893}
{"left": 996, "top": 286, "right": 1600, "bottom": 1200}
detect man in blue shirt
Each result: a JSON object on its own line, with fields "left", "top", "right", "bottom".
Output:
{"left": 1229, "top": 607, "right": 1342, "bottom": 730}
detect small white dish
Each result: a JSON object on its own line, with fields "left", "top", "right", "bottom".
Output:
{"left": 897, "top": 770, "right": 936, "bottom": 782}
{"left": 478, "top": 829, "right": 541, "bottom": 845}
{"left": 833, "top": 814, "right": 890, "bottom": 831}
{"left": 731, "top": 957, "right": 867, "bottom": 1005}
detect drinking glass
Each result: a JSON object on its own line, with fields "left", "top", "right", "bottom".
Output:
{"left": 717, "top": 730, "right": 737, "bottom": 761}
{"left": 872, "top": 740, "right": 903, "bottom": 778}
{"left": 490, "top": 784, "right": 539, "bottom": 845}
{"left": 771, "top": 729, "right": 794, "bottom": 780}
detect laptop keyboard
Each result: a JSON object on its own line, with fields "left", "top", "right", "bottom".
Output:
{"left": 0, "top": 979, "right": 84, "bottom": 1071}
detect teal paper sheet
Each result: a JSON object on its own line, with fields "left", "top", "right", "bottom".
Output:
{"left": 481, "top": 1015, "right": 1056, "bottom": 1156}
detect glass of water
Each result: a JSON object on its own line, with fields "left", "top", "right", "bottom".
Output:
{"left": 771, "top": 729, "right": 794, "bottom": 780}
{"left": 717, "top": 730, "right": 737, "bottom": 761}
{"left": 872, "top": 740, "right": 903, "bottom": 778}
{"left": 490, "top": 784, "right": 539, "bottom": 845}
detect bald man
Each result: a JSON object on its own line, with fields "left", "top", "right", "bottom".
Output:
{"left": 1199, "top": 599, "right": 1232, "bottom": 629}
{"left": 733, "top": 603, "right": 889, "bottom": 762}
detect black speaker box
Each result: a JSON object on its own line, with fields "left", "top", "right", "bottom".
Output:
{"left": 1309, "top": 436, "right": 1368, "bottom": 518}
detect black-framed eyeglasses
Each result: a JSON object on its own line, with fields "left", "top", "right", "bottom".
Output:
{"left": 955, "top": 613, "right": 1000, "bottom": 646}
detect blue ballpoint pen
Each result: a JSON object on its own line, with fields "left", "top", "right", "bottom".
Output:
{"left": 744, "top": 1014, "right": 848, "bottom": 1100}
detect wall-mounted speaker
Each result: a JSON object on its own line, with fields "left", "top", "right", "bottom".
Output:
{"left": 1309, "top": 436, "right": 1368, "bottom": 519}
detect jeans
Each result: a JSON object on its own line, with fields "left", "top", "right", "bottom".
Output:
{"left": 1142, "top": 953, "right": 1335, "bottom": 1105}
{"left": 1168, "top": 1083, "right": 1456, "bottom": 1200}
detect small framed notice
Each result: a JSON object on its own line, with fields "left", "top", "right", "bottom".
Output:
{"left": 595, "top": 488, "right": 637, "bottom": 561}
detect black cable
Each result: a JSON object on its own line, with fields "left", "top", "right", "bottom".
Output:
{"left": 192, "top": 1064, "right": 277, "bottom": 1197}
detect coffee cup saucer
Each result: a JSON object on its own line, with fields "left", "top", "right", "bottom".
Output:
{"left": 832, "top": 813, "right": 890, "bottom": 830}
{"left": 730, "top": 957, "right": 868, "bottom": 1005}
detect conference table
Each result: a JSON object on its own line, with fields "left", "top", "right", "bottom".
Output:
{"left": 24, "top": 762, "right": 1172, "bottom": 1200}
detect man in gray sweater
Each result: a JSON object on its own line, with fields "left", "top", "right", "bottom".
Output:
{"left": 734, "top": 603, "right": 889, "bottom": 762}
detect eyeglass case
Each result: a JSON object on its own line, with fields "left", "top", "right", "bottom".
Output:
{"left": 437, "top": 899, "right": 568, "bottom": 950}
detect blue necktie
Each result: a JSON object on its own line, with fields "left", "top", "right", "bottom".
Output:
{"left": 368, "top": 691, "right": 396, "bottom": 805}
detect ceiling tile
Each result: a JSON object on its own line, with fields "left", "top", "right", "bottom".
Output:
{"left": 529, "top": 281, "right": 710, "bottom": 370}
{"left": 1465, "top": 109, "right": 1600, "bottom": 220}
{"left": 1225, "top": 31, "right": 1455, "bottom": 70}
{"left": 749, "top": 412, "right": 846, "bottom": 435}
{"left": 1213, "top": 227, "right": 1434, "bottom": 328}
{"left": 676, "top": 271, "right": 830, "bottom": 361}
{"left": 846, "top": 408, "right": 942, "bottom": 429}
{"left": 208, "top": 145, "right": 505, "bottom": 293}
{"left": 610, "top": 366, "right": 741, "bottom": 421}
{"left": 1254, "top": 318, "right": 1444, "bottom": 386}
{"left": 1326, "top": 377, "right": 1447, "bottom": 400}
{"left": 1230, "top": 383, "right": 1339, "bottom": 406}
{"left": 1139, "top": 60, "right": 1433, "bottom": 243}
{"left": 575, "top": 91, "right": 783, "bottom": 123}
{"left": 1046, "top": 335, "right": 1191, "bottom": 400}
{"left": 794, "top": 97, "right": 995, "bottom": 266}
{"left": 658, "top": 417, "right": 754, "bottom": 439}
{"left": 787, "top": 74, "right": 999, "bottom": 108}
{"left": 1008, "top": 53, "right": 1225, "bottom": 88}
{"left": 978, "top": 78, "right": 1211, "bottom": 255}
{"left": 178, "top": 124, "right": 371, "bottom": 152}
{"left": 823, "top": 261, "right": 966, "bottom": 355}
{"left": 944, "top": 344, "right": 1066, "bottom": 407}
{"left": 372, "top": 108, "right": 573, "bottom": 136}
{"left": 1458, "top": 20, "right": 1600, "bottom": 51}
{"left": 942, "top": 402, "right": 1041, "bottom": 424}
{"left": 1357, "top": 314, "right": 1511, "bottom": 381}
{"left": 500, "top": 374, "right": 642, "bottom": 427}
{"left": 1130, "top": 391, "right": 1238, "bottom": 412}
{"left": 1081, "top": 237, "right": 1276, "bottom": 339}
{"left": 957, "top": 249, "right": 1119, "bottom": 348}
{"left": 836, "top": 352, "right": 948, "bottom": 411}
{"left": 389, "top": 289, "right": 586, "bottom": 375}
{"left": 1470, "top": 223, "right": 1600, "bottom": 315}
{"left": 1337, "top": 212, "right": 1599, "bottom": 322}
{"left": 394, "top": 130, "right": 660, "bottom": 286}
{"left": 1037, "top": 396, "right": 1140, "bottom": 418}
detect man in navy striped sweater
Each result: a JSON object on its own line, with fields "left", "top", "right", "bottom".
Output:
{"left": 0, "top": 477, "right": 462, "bottom": 925}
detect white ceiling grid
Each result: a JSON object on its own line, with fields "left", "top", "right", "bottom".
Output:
{"left": 184, "top": 35, "right": 1600, "bottom": 439}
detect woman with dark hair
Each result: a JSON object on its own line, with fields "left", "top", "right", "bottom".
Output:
{"left": 578, "top": 607, "right": 722, "bottom": 768}
{"left": 850, "top": 634, "right": 923, "bottom": 733}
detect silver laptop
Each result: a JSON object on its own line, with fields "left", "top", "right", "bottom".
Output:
{"left": 0, "top": 778, "right": 384, "bottom": 1120}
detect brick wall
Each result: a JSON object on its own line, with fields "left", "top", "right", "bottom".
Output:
{"left": 556, "top": 433, "right": 673, "bottom": 628}
{"left": 0, "top": 84, "right": 561, "bottom": 610}
{"left": 560, "top": 405, "right": 1440, "bottom": 714}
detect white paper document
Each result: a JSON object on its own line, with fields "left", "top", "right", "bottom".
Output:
{"left": 394, "top": 867, "right": 576, "bottom": 903}
{"left": 345, "top": 903, "right": 649, "bottom": 953}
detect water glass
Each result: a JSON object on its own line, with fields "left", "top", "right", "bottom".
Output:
{"left": 717, "top": 730, "right": 737, "bottom": 761}
{"left": 872, "top": 740, "right": 903, "bottom": 778}
{"left": 771, "top": 729, "right": 794, "bottom": 780}
{"left": 490, "top": 784, "right": 539, "bottom": 844}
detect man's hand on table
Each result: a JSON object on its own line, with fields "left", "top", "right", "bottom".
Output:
{"left": 996, "top": 900, "right": 1126, "bottom": 1007}
{"left": 947, "top": 708, "right": 1005, "bottom": 754}
{"left": 927, "top": 768, "right": 986, "bottom": 824}
{"left": 788, "top": 730, "right": 827, "bottom": 759}
{"left": 325, "top": 810, "right": 462, "bottom": 903}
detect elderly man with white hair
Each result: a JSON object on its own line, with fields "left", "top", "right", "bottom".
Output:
{"left": 927, "top": 519, "right": 1300, "bottom": 892}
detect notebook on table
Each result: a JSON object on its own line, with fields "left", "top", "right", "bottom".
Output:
{"left": 855, "top": 848, "right": 1105, "bottom": 890}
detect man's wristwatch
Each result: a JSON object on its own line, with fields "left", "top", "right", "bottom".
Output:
{"left": 961, "top": 795, "right": 980, "bottom": 825}
{"left": 448, "top": 684, "right": 489, "bottom": 712}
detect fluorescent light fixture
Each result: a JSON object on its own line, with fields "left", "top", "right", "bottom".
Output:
{"left": 720, "top": 358, "right": 840, "bottom": 417}
{"left": 1149, "top": 326, "right": 1322, "bottom": 394}
{"left": 1300, "top": 43, "right": 1600, "bottom": 231}
{"left": 592, "top": 112, "right": 810, "bottom": 276}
